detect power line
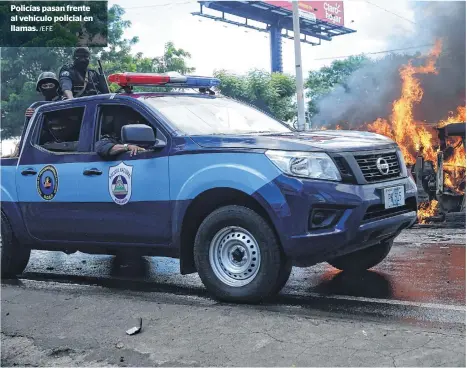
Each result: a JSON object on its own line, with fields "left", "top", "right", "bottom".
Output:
{"left": 364, "top": 0, "right": 417, "bottom": 25}
{"left": 313, "top": 44, "right": 435, "bottom": 61}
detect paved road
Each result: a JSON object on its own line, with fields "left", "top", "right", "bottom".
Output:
{"left": 2, "top": 228, "right": 465, "bottom": 366}
{"left": 17, "top": 228, "right": 466, "bottom": 326}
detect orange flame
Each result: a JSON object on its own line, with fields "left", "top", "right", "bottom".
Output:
{"left": 367, "top": 40, "right": 443, "bottom": 165}
{"left": 438, "top": 106, "right": 466, "bottom": 128}
{"left": 418, "top": 200, "right": 438, "bottom": 223}
{"left": 361, "top": 39, "right": 465, "bottom": 223}
{"left": 317, "top": 39, "right": 465, "bottom": 218}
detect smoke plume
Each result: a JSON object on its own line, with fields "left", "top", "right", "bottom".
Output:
{"left": 311, "top": 1, "right": 466, "bottom": 127}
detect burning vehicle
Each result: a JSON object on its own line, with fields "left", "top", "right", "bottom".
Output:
{"left": 412, "top": 121, "right": 465, "bottom": 224}
{"left": 315, "top": 39, "right": 465, "bottom": 225}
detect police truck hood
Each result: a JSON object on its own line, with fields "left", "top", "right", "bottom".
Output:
{"left": 190, "top": 130, "right": 397, "bottom": 152}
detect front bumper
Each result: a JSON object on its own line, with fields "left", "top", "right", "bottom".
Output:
{"left": 267, "top": 175, "right": 418, "bottom": 267}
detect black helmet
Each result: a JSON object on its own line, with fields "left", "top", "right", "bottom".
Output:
{"left": 36, "top": 71, "right": 59, "bottom": 92}
{"left": 73, "top": 47, "right": 90, "bottom": 58}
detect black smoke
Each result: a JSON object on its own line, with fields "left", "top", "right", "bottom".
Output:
{"left": 310, "top": 1, "right": 466, "bottom": 127}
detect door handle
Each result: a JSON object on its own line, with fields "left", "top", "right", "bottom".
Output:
{"left": 21, "top": 168, "right": 37, "bottom": 176}
{"left": 83, "top": 168, "right": 102, "bottom": 176}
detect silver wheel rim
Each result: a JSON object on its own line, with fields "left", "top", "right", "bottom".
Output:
{"left": 209, "top": 226, "right": 261, "bottom": 287}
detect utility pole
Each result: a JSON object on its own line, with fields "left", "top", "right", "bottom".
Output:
{"left": 292, "top": 0, "right": 306, "bottom": 131}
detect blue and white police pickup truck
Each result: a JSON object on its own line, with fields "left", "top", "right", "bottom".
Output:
{"left": 1, "top": 72, "right": 418, "bottom": 302}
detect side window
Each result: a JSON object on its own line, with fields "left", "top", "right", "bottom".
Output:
{"left": 95, "top": 105, "right": 158, "bottom": 145}
{"left": 37, "top": 107, "right": 84, "bottom": 153}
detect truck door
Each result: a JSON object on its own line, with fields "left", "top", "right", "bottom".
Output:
{"left": 15, "top": 104, "right": 92, "bottom": 241}
{"left": 71, "top": 102, "right": 172, "bottom": 246}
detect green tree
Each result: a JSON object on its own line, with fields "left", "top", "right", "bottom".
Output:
{"left": 0, "top": 1, "right": 107, "bottom": 48}
{"left": 112, "top": 42, "right": 196, "bottom": 93}
{"left": 0, "top": 3, "right": 195, "bottom": 138}
{"left": 214, "top": 69, "right": 296, "bottom": 122}
{"left": 305, "top": 55, "right": 369, "bottom": 115}
{"left": 1, "top": 46, "right": 74, "bottom": 138}
{"left": 1, "top": 4, "right": 131, "bottom": 138}
{"left": 153, "top": 42, "right": 195, "bottom": 74}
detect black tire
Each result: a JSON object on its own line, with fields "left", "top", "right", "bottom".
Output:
{"left": 1, "top": 212, "right": 31, "bottom": 278}
{"left": 194, "top": 205, "right": 289, "bottom": 303}
{"left": 327, "top": 240, "right": 393, "bottom": 273}
{"left": 271, "top": 258, "right": 293, "bottom": 295}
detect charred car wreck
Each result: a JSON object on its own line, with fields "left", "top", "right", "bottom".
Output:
{"left": 411, "top": 122, "right": 466, "bottom": 223}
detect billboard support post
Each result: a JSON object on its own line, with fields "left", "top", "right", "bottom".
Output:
{"left": 192, "top": 1, "right": 356, "bottom": 75}
{"left": 269, "top": 25, "right": 283, "bottom": 73}
{"left": 292, "top": 1, "right": 306, "bottom": 131}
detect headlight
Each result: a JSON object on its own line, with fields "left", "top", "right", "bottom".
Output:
{"left": 265, "top": 150, "right": 341, "bottom": 181}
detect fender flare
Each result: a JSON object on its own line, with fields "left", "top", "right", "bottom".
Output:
{"left": 171, "top": 163, "right": 290, "bottom": 250}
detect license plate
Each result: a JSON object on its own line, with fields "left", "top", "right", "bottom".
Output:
{"left": 383, "top": 186, "right": 405, "bottom": 209}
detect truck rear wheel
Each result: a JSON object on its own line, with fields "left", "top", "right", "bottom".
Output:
{"left": 194, "top": 205, "right": 289, "bottom": 303}
{"left": 327, "top": 240, "right": 393, "bottom": 273}
{"left": 1, "top": 212, "right": 31, "bottom": 278}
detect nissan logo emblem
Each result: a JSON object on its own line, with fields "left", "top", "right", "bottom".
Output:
{"left": 376, "top": 157, "right": 390, "bottom": 175}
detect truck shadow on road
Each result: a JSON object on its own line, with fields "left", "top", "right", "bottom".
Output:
{"left": 5, "top": 255, "right": 393, "bottom": 303}
{"left": 311, "top": 270, "right": 393, "bottom": 299}
{"left": 3, "top": 256, "right": 393, "bottom": 301}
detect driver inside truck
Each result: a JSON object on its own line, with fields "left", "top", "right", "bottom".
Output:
{"left": 95, "top": 107, "right": 146, "bottom": 159}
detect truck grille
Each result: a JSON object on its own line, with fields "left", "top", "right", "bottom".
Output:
{"left": 354, "top": 152, "right": 401, "bottom": 182}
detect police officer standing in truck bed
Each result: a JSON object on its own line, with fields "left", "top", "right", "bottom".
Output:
{"left": 59, "top": 47, "right": 106, "bottom": 99}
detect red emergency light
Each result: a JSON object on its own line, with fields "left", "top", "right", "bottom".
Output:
{"left": 107, "top": 72, "right": 220, "bottom": 90}
{"left": 108, "top": 73, "right": 171, "bottom": 87}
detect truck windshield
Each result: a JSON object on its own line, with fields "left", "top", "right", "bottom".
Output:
{"left": 142, "top": 96, "right": 292, "bottom": 135}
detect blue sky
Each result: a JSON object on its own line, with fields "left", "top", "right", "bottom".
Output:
{"left": 107, "top": 0, "right": 417, "bottom": 77}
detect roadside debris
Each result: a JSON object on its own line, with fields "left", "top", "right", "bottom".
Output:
{"left": 126, "top": 318, "right": 142, "bottom": 335}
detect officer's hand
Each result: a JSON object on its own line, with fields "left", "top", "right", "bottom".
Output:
{"left": 63, "top": 90, "right": 74, "bottom": 100}
{"left": 128, "top": 145, "right": 145, "bottom": 157}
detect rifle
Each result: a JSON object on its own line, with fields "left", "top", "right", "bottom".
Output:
{"left": 97, "top": 59, "right": 110, "bottom": 94}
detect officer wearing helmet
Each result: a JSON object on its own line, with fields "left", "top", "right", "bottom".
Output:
{"left": 36, "top": 71, "right": 61, "bottom": 102}
{"left": 23, "top": 72, "right": 61, "bottom": 120}
{"left": 58, "top": 47, "right": 105, "bottom": 99}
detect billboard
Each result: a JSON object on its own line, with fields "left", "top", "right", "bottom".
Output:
{"left": 263, "top": 1, "right": 344, "bottom": 26}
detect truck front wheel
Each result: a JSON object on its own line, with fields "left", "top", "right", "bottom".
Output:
{"left": 194, "top": 205, "right": 289, "bottom": 303}
{"left": 327, "top": 240, "right": 393, "bottom": 273}
{"left": 1, "top": 212, "right": 31, "bottom": 278}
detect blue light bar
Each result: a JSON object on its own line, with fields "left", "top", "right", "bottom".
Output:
{"left": 185, "top": 76, "right": 221, "bottom": 87}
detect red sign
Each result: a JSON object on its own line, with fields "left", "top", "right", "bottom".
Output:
{"left": 263, "top": 1, "right": 345, "bottom": 26}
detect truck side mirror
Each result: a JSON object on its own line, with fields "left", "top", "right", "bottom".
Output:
{"left": 121, "top": 124, "right": 165, "bottom": 148}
